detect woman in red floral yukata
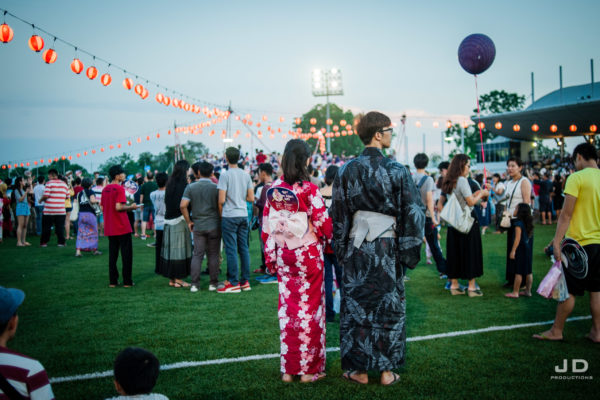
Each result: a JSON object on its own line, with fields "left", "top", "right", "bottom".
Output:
{"left": 262, "top": 139, "right": 333, "bottom": 383}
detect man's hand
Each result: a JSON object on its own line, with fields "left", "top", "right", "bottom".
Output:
{"left": 188, "top": 222, "right": 194, "bottom": 232}
{"left": 553, "top": 239, "right": 562, "bottom": 262}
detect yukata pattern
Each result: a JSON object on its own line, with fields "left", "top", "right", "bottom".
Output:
{"left": 262, "top": 178, "right": 333, "bottom": 375}
{"left": 331, "top": 147, "right": 425, "bottom": 372}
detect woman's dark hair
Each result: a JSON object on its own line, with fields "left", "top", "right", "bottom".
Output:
{"left": 114, "top": 347, "right": 160, "bottom": 395}
{"left": 281, "top": 139, "right": 311, "bottom": 185}
{"left": 441, "top": 154, "right": 470, "bottom": 194}
{"left": 554, "top": 174, "right": 562, "bottom": 183}
{"left": 515, "top": 203, "right": 534, "bottom": 237}
{"left": 356, "top": 111, "right": 391, "bottom": 145}
{"left": 324, "top": 165, "right": 339, "bottom": 186}
{"left": 475, "top": 173, "right": 484, "bottom": 186}
{"left": 166, "top": 160, "right": 190, "bottom": 193}
{"left": 81, "top": 177, "right": 93, "bottom": 189}
{"left": 13, "top": 177, "right": 23, "bottom": 190}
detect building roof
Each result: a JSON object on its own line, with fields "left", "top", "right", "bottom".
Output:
{"left": 473, "top": 82, "right": 600, "bottom": 140}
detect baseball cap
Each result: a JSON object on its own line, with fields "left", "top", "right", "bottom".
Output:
{"left": 0, "top": 287, "right": 25, "bottom": 325}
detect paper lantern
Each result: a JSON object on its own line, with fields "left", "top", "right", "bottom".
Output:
{"left": 100, "top": 73, "right": 112, "bottom": 86}
{"left": 134, "top": 84, "right": 143, "bottom": 95}
{"left": 163, "top": 96, "right": 171, "bottom": 106}
{"left": 0, "top": 23, "right": 13, "bottom": 43}
{"left": 123, "top": 78, "right": 133, "bottom": 90}
{"left": 42, "top": 48, "right": 57, "bottom": 64}
{"left": 262, "top": 115, "right": 267, "bottom": 121}
{"left": 184, "top": 103, "right": 190, "bottom": 111}
{"left": 100, "top": 147, "right": 105, "bottom": 152}
{"left": 83, "top": 151, "right": 88, "bottom": 156}
{"left": 156, "top": 93, "right": 164, "bottom": 103}
{"left": 127, "top": 140, "right": 132, "bottom": 146}
{"left": 172, "top": 98, "right": 180, "bottom": 108}
{"left": 458, "top": 33, "right": 496, "bottom": 75}
{"left": 71, "top": 58, "right": 83, "bottom": 74}
{"left": 513, "top": 124, "right": 520, "bottom": 132}
{"left": 591, "top": 125, "right": 598, "bottom": 133}
{"left": 310, "top": 118, "right": 317, "bottom": 125}
{"left": 117, "top": 144, "right": 122, "bottom": 148}
{"left": 477, "top": 122, "right": 485, "bottom": 130}
{"left": 340, "top": 120, "right": 347, "bottom": 126}
{"left": 295, "top": 118, "right": 301, "bottom": 125}
{"left": 416, "top": 121, "right": 422, "bottom": 128}
{"left": 531, "top": 124, "right": 539, "bottom": 132}
{"left": 495, "top": 122, "right": 502, "bottom": 130}
{"left": 279, "top": 116, "right": 285, "bottom": 123}
{"left": 550, "top": 124, "right": 558, "bottom": 133}
{"left": 109, "top": 145, "right": 114, "bottom": 150}
{"left": 141, "top": 88, "right": 149, "bottom": 99}
{"left": 86, "top": 66, "right": 97, "bottom": 80}
{"left": 569, "top": 124, "right": 577, "bottom": 132}
{"left": 91, "top": 150, "right": 96, "bottom": 154}
{"left": 28, "top": 35, "right": 44, "bottom": 52}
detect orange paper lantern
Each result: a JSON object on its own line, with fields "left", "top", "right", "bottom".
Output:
{"left": 42, "top": 48, "right": 57, "bottom": 64}
{"left": 163, "top": 96, "right": 170, "bottom": 106}
{"left": 156, "top": 93, "right": 164, "bottom": 103}
{"left": 310, "top": 118, "right": 317, "bottom": 125}
{"left": 477, "top": 122, "right": 485, "bottom": 130}
{"left": 71, "top": 58, "right": 84, "bottom": 74}
{"left": 590, "top": 124, "right": 598, "bottom": 133}
{"left": 0, "top": 23, "right": 14, "bottom": 43}
{"left": 100, "top": 73, "right": 112, "bottom": 86}
{"left": 140, "top": 88, "right": 149, "bottom": 99}
{"left": 513, "top": 124, "right": 520, "bottom": 132}
{"left": 569, "top": 124, "right": 577, "bottom": 132}
{"left": 340, "top": 120, "right": 347, "bottom": 127}
{"left": 550, "top": 124, "right": 558, "bottom": 133}
{"left": 28, "top": 35, "right": 44, "bottom": 52}
{"left": 531, "top": 124, "right": 539, "bottom": 132}
{"left": 86, "top": 66, "right": 98, "bottom": 80}
{"left": 123, "top": 78, "right": 133, "bottom": 90}
{"left": 134, "top": 84, "right": 143, "bottom": 95}
{"left": 295, "top": 118, "right": 301, "bottom": 125}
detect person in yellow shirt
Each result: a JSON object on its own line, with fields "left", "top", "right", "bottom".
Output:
{"left": 534, "top": 142, "right": 600, "bottom": 343}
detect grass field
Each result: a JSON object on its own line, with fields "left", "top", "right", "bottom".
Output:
{"left": 0, "top": 224, "right": 597, "bottom": 399}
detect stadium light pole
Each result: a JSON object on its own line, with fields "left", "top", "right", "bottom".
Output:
{"left": 312, "top": 68, "right": 343, "bottom": 153}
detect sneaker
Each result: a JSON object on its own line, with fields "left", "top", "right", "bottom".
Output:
{"left": 147, "top": 242, "right": 156, "bottom": 248}
{"left": 208, "top": 284, "right": 217, "bottom": 291}
{"left": 444, "top": 281, "right": 451, "bottom": 290}
{"left": 57, "top": 244, "right": 66, "bottom": 247}
{"left": 141, "top": 235, "right": 147, "bottom": 240}
{"left": 426, "top": 258, "right": 433, "bottom": 265}
{"left": 403, "top": 276, "right": 411, "bottom": 282}
{"left": 259, "top": 275, "right": 278, "bottom": 284}
{"left": 190, "top": 286, "right": 199, "bottom": 293}
{"left": 439, "top": 273, "right": 448, "bottom": 280}
{"left": 240, "top": 281, "right": 251, "bottom": 291}
{"left": 40, "top": 244, "right": 47, "bottom": 248}
{"left": 217, "top": 282, "right": 241, "bottom": 294}
{"left": 255, "top": 274, "right": 270, "bottom": 281}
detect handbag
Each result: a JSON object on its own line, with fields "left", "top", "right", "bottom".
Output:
{"left": 70, "top": 195, "right": 79, "bottom": 221}
{"left": 81, "top": 190, "right": 102, "bottom": 216}
{"left": 500, "top": 178, "right": 523, "bottom": 228}
{"left": 440, "top": 192, "right": 474, "bottom": 234}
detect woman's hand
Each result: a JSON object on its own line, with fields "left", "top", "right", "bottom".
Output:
{"left": 509, "top": 250, "right": 516, "bottom": 260}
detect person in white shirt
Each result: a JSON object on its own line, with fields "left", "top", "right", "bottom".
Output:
{"left": 33, "top": 176, "right": 46, "bottom": 236}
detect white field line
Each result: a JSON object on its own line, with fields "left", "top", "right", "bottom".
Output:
{"left": 49, "top": 315, "right": 591, "bottom": 384}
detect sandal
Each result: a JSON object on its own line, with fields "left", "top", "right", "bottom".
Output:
{"left": 382, "top": 372, "right": 401, "bottom": 386}
{"left": 450, "top": 287, "right": 465, "bottom": 295}
{"left": 300, "top": 372, "right": 326, "bottom": 383}
{"left": 468, "top": 289, "right": 484, "bottom": 297}
{"left": 175, "top": 281, "right": 191, "bottom": 288}
{"left": 93, "top": 250, "right": 102, "bottom": 255}
{"left": 343, "top": 370, "right": 367, "bottom": 384}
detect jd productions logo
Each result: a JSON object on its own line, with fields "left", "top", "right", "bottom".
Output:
{"left": 551, "top": 359, "right": 593, "bottom": 380}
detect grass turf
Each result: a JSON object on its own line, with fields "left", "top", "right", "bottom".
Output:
{"left": 0, "top": 224, "right": 597, "bottom": 399}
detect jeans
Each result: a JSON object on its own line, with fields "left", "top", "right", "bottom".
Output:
{"left": 108, "top": 233, "right": 133, "bottom": 286}
{"left": 41, "top": 214, "right": 66, "bottom": 245}
{"left": 324, "top": 252, "right": 343, "bottom": 321}
{"left": 35, "top": 205, "right": 44, "bottom": 235}
{"left": 221, "top": 217, "right": 250, "bottom": 286}
{"left": 191, "top": 228, "right": 221, "bottom": 286}
{"left": 424, "top": 217, "right": 447, "bottom": 274}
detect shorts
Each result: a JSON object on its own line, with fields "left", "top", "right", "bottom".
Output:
{"left": 97, "top": 214, "right": 104, "bottom": 224}
{"left": 538, "top": 197, "right": 552, "bottom": 213}
{"left": 66, "top": 207, "right": 73, "bottom": 213}
{"left": 133, "top": 209, "right": 142, "bottom": 221}
{"left": 564, "top": 244, "right": 600, "bottom": 296}
{"left": 142, "top": 204, "right": 154, "bottom": 222}
{"left": 16, "top": 203, "right": 30, "bottom": 217}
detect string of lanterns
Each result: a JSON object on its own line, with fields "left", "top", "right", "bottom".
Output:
{"left": 0, "top": 7, "right": 227, "bottom": 115}
{"left": 489, "top": 121, "right": 598, "bottom": 134}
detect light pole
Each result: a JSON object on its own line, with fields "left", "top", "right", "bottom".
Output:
{"left": 311, "top": 68, "right": 343, "bottom": 153}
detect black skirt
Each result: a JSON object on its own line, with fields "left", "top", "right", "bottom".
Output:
{"left": 446, "top": 212, "right": 483, "bottom": 280}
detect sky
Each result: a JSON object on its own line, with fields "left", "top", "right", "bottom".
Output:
{"left": 1, "top": 0, "right": 599, "bottom": 171}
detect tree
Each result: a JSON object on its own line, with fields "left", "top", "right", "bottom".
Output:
{"left": 444, "top": 90, "right": 526, "bottom": 158}
{"left": 98, "top": 153, "right": 138, "bottom": 176}
{"left": 294, "top": 103, "right": 363, "bottom": 156}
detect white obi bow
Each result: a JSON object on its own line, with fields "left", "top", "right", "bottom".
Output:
{"left": 266, "top": 210, "right": 317, "bottom": 250}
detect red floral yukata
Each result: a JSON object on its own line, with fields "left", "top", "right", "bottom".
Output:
{"left": 262, "top": 177, "right": 333, "bottom": 376}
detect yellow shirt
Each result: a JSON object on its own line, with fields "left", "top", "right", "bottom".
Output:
{"left": 564, "top": 167, "right": 600, "bottom": 246}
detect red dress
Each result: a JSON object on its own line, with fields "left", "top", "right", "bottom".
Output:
{"left": 262, "top": 178, "right": 333, "bottom": 375}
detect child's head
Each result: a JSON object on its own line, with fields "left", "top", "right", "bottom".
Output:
{"left": 515, "top": 203, "right": 534, "bottom": 236}
{"left": 113, "top": 347, "right": 160, "bottom": 396}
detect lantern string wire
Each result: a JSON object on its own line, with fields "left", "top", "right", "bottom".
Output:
{"left": 0, "top": 7, "right": 227, "bottom": 109}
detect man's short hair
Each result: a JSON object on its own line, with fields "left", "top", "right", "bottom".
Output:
{"left": 258, "top": 163, "right": 273, "bottom": 176}
{"left": 74, "top": 177, "right": 81, "bottom": 185}
{"left": 47, "top": 169, "right": 58, "bottom": 177}
{"left": 155, "top": 172, "right": 168, "bottom": 188}
{"left": 572, "top": 142, "right": 598, "bottom": 162}
{"left": 37, "top": 176, "right": 45, "bottom": 184}
{"left": 136, "top": 177, "right": 144, "bottom": 186}
{"left": 108, "top": 165, "right": 125, "bottom": 181}
{"left": 96, "top": 177, "right": 104, "bottom": 186}
{"left": 493, "top": 173, "right": 501, "bottom": 179}
{"left": 414, "top": 153, "right": 429, "bottom": 169}
{"left": 225, "top": 147, "right": 240, "bottom": 164}
{"left": 192, "top": 161, "right": 213, "bottom": 178}
{"left": 356, "top": 111, "right": 391, "bottom": 145}
{"left": 146, "top": 171, "right": 154, "bottom": 180}
{"left": 438, "top": 161, "right": 450, "bottom": 171}
{"left": 114, "top": 347, "right": 160, "bottom": 396}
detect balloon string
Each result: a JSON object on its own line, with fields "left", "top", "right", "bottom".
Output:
{"left": 474, "top": 74, "right": 487, "bottom": 185}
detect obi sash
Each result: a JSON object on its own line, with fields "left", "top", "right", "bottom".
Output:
{"left": 264, "top": 209, "right": 317, "bottom": 250}
{"left": 349, "top": 210, "right": 396, "bottom": 248}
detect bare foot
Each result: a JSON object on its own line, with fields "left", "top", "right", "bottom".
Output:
{"left": 586, "top": 332, "right": 600, "bottom": 343}
{"left": 343, "top": 370, "right": 368, "bottom": 384}
{"left": 300, "top": 372, "right": 326, "bottom": 383}
{"left": 533, "top": 329, "right": 563, "bottom": 341}
{"left": 381, "top": 371, "right": 401, "bottom": 385}
{"left": 519, "top": 290, "right": 532, "bottom": 297}
{"left": 281, "top": 373, "right": 293, "bottom": 383}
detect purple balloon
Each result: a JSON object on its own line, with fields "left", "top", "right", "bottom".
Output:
{"left": 458, "top": 34, "right": 496, "bottom": 75}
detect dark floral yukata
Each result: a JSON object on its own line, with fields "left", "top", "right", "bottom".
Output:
{"left": 331, "top": 147, "right": 425, "bottom": 372}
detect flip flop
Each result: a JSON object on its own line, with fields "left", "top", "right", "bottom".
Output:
{"left": 532, "top": 333, "right": 563, "bottom": 341}
{"left": 300, "top": 372, "right": 326, "bottom": 383}
{"left": 343, "top": 370, "right": 367, "bottom": 385}
{"left": 382, "top": 372, "right": 401, "bottom": 386}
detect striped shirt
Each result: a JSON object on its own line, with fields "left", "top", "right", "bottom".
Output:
{"left": 0, "top": 346, "right": 55, "bottom": 400}
{"left": 42, "top": 180, "right": 68, "bottom": 215}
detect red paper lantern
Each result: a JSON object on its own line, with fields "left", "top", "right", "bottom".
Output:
{"left": 550, "top": 124, "right": 558, "bottom": 133}
{"left": 163, "top": 96, "right": 170, "bottom": 106}
{"left": 172, "top": 98, "right": 180, "bottom": 108}
{"left": 591, "top": 125, "right": 598, "bottom": 133}
{"left": 310, "top": 118, "right": 317, "bottom": 125}
{"left": 71, "top": 58, "right": 84, "bottom": 74}
{"left": 531, "top": 124, "right": 539, "bottom": 132}
{"left": 1, "top": 23, "right": 14, "bottom": 43}
{"left": 86, "top": 66, "right": 98, "bottom": 80}
{"left": 512, "top": 124, "right": 520, "bottom": 132}
{"left": 569, "top": 124, "right": 577, "bottom": 132}
{"left": 280, "top": 116, "right": 285, "bottom": 123}
{"left": 494, "top": 122, "right": 502, "bottom": 130}
{"left": 42, "top": 48, "right": 57, "bottom": 64}
{"left": 477, "top": 122, "right": 485, "bottom": 130}
{"left": 156, "top": 93, "right": 164, "bottom": 103}
{"left": 340, "top": 119, "right": 347, "bottom": 127}
{"left": 123, "top": 78, "right": 133, "bottom": 90}
{"left": 28, "top": 35, "right": 44, "bottom": 52}
{"left": 101, "top": 73, "right": 112, "bottom": 86}
{"left": 141, "top": 88, "right": 149, "bottom": 99}
{"left": 109, "top": 145, "right": 114, "bottom": 150}
{"left": 295, "top": 118, "right": 301, "bottom": 125}
{"left": 184, "top": 103, "right": 191, "bottom": 112}
{"left": 134, "top": 84, "right": 143, "bottom": 95}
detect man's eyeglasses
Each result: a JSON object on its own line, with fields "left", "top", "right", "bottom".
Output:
{"left": 379, "top": 127, "right": 393, "bottom": 135}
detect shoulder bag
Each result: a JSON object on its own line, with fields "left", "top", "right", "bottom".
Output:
{"left": 440, "top": 190, "right": 474, "bottom": 234}
{"left": 500, "top": 178, "right": 523, "bottom": 228}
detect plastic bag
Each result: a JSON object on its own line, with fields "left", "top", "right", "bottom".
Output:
{"left": 537, "top": 261, "right": 562, "bottom": 299}
{"left": 552, "top": 265, "right": 570, "bottom": 302}
{"left": 333, "top": 288, "right": 341, "bottom": 314}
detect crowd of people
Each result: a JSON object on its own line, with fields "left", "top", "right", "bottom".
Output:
{"left": 1, "top": 111, "right": 599, "bottom": 397}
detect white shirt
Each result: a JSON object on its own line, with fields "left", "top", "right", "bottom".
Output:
{"left": 505, "top": 177, "right": 526, "bottom": 216}
{"left": 34, "top": 184, "right": 45, "bottom": 206}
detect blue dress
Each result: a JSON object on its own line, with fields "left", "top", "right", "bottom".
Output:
{"left": 513, "top": 220, "right": 532, "bottom": 275}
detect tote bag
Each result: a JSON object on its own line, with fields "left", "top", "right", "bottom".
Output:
{"left": 70, "top": 195, "right": 79, "bottom": 221}
{"left": 440, "top": 192, "right": 474, "bottom": 234}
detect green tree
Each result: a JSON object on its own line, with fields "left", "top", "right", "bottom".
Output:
{"left": 98, "top": 153, "right": 138, "bottom": 176}
{"left": 294, "top": 104, "right": 362, "bottom": 156}
{"left": 444, "top": 90, "right": 526, "bottom": 158}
